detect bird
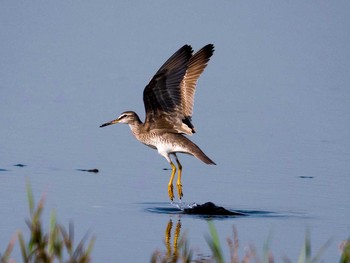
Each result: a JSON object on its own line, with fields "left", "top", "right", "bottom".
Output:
{"left": 100, "top": 44, "right": 216, "bottom": 201}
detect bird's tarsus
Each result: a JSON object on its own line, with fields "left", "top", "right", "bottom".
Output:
{"left": 168, "top": 184, "right": 174, "bottom": 201}
{"left": 177, "top": 183, "right": 183, "bottom": 200}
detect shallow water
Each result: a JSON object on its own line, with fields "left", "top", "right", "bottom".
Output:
{"left": 0, "top": 162, "right": 348, "bottom": 261}
{"left": 1, "top": 1, "right": 350, "bottom": 262}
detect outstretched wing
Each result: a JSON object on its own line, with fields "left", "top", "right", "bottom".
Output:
{"left": 181, "top": 44, "right": 214, "bottom": 120}
{"left": 143, "top": 44, "right": 214, "bottom": 135}
{"left": 143, "top": 45, "right": 193, "bottom": 134}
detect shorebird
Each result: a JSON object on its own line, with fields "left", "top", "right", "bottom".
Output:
{"left": 100, "top": 44, "right": 216, "bottom": 201}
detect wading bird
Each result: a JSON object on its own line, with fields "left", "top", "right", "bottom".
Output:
{"left": 100, "top": 44, "right": 216, "bottom": 201}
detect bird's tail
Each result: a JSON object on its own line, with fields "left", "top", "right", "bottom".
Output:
{"left": 193, "top": 148, "right": 216, "bottom": 165}
{"left": 186, "top": 139, "right": 216, "bottom": 165}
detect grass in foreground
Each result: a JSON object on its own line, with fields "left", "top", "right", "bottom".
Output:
{"left": 1, "top": 184, "right": 349, "bottom": 262}
{"left": 0, "top": 181, "right": 95, "bottom": 263}
{"left": 151, "top": 221, "right": 350, "bottom": 263}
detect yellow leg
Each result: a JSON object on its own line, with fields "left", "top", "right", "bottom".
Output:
{"left": 175, "top": 156, "right": 183, "bottom": 199}
{"left": 168, "top": 162, "right": 176, "bottom": 201}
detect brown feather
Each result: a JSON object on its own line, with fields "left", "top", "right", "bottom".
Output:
{"left": 143, "top": 44, "right": 214, "bottom": 135}
{"left": 181, "top": 44, "right": 214, "bottom": 119}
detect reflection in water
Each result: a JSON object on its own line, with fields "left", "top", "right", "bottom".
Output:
{"left": 151, "top": 218, "right": 187, "bottom": 263}
{"left": 149, "top": 203, "right": 295, "bottom": 262}
{"left": 165, "top": 219, "right": 181, "bottom": 262}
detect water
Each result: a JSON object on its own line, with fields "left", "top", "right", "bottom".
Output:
{"left": 1, "top": 1, "right": 350, "bottom": 262}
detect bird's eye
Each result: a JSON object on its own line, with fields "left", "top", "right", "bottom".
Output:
{"left": 120, "top": 114, "right": 127, "bottom": 119}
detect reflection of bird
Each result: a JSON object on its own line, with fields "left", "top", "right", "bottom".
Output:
{"left": 165, "top": 219, "right": 181, "bottom": 261}
{"left": 150, "top": 219, "right": 182, "bottom": 261}
{"left": 100, "top": 44, "right": 216, "bottom": 201}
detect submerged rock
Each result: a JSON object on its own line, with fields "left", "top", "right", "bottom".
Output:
{"left": 183, "top": 202, "right": 245, "bottom": 216}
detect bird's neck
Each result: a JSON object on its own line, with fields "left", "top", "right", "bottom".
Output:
{"left": 128, "top": 114, "right": 143, "bottom": 137}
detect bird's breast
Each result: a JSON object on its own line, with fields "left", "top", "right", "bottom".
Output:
{"left": 137, "top": 132, "right": 190, "bottom": 154}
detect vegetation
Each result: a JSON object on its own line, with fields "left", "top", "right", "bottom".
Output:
{"left": 0, "top": 181, "right": 95, "bottom": 263}
{"left": 1, "top": 183, "right": 349, "bottom": 262}
{"left": 151, "top": 221, "right": 350, "bottom": 263}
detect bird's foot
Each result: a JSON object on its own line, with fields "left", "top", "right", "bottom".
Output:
{"left": 176, "top": 183, "right": 183, "bottom": 199}
{"left": 168, "top": 184, "right": 174, "bottom": 201}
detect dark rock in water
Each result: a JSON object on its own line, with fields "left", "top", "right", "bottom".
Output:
{"left": 183, "top": 202, "right": 245, "bottom": 216}
{"left": 0, "top": 168, "right": 9, "bottom": 172}
{"left": 77, "top": 168, "right": 99, "bottom": 173}
{"left": 14, "top": 164, "right": 26, "bottom": 167}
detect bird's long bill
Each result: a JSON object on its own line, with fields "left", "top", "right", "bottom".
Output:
{"left": 99, "top": 119, "right": 119, "bottom": 128}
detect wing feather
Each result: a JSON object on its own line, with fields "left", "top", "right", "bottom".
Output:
{"left": 181, "top": 44, "right": 214, "bottom": 119}
{"left": 143, "top": 44, "right": 214, "bottom": 135}
{"left": 143, "top": 45, "right": 192, "bottom": 133}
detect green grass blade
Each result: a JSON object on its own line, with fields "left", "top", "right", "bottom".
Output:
{"left": 25, "top": 179, "right": 34, "bottom": 216}
{"left": 48, "top": 209, "right": 57, "bottom": 255}
{"left": 86, "top": 236, "right": 96, "bottom": 258}
{"left": 206, "top": 221, "right": 224, "bottom": 263}
{"left": 18, "top": 231, "right": 29, "bottom": 263}
{"left": 298, "top": 230, "right": 311, "bottom": 263}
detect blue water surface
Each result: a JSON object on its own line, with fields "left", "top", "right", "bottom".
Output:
{"left": 1, "top": 1, "right": 350, "bottom": 262}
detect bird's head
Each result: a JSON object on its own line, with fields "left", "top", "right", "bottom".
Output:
{"left": 100, "top": 111, "right": 139, "bottom": 127}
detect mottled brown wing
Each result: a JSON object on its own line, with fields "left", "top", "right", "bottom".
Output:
{"left": 143, "top": 45, "right": 194, "bottom": 134}
{"left": 181, "top": 44, "right": 214, "bottom": 126}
